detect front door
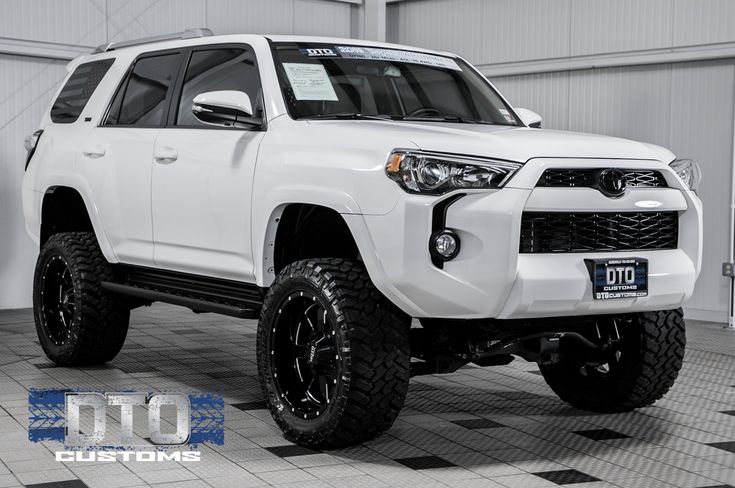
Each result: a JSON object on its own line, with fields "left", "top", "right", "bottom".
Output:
{"left": 151, "top": 45, "right": 266, "bottom": 282}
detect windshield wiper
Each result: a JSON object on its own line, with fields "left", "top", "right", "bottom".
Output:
{"left": 395, "top": 115, "right": 494, "bottom": 125}
{"left": 302, "top": 113, "right": 393, "bottom": 121}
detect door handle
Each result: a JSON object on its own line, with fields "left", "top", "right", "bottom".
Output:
{"left": 154, "top": 146, "right": 178, "bottom": 164}
{"left": 82, "top": 144, "right": 106, "bottom": 159}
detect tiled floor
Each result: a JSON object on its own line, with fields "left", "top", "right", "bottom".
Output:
{"left": 0, "top": 303, "right": 735, "bottom": 488}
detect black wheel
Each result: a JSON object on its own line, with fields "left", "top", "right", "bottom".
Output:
{"left": 257, "top": 258, "right": 411, "bottom": 447}
{"left": 33, "top": 232, "right": 130, "bottom": 366}
{"left": 540, "top": 309, "right": 685, "bottom": 412}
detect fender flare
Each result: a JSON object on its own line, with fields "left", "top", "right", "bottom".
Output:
{"left": 40, "top": 174, "right": 118, "bottom": 263}
{"left": 253, "top": 186, "right": 361, "bottom": 287}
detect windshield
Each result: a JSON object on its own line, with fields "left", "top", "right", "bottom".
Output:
{"left": 270, "top": 42, "right": 519, "bottom": 126}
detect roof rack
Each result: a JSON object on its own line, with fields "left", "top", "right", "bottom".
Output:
{"left": 93, "top": 28, "right": 214, "bottom": 53}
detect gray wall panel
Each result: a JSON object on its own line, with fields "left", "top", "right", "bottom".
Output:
{"left": 391, "top": 0, "right": 571, "bottom": 64}
{"left": 206, "top": 0, "right": 294, "bottom": 35}
{"left": 293, "top": 0, "right": 352, "bottom": 37}
{"left": 668, "top": 60, "right": 735, "bottom": 320}
{"left": 565, "top": 65, "right": 671, "bottom": 146}
{"left": 107, "top": 0, "right": 207, "bottom": 43}
{"left": 491, "top": 72, "right": 571, "bottom": 130}
{"left": 0, "top": 0, "right": 107, "bottom": 46}
{"left": 0, "top": 55, "right": 67, "bottom": 309}
{"left": 569, "top": 0, "right": 673, "bottom": 56}
{"left": 673, "top": 0, "right": 735, "bottom": 46}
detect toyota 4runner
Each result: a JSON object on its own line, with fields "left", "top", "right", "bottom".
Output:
{"left": 22, "top": 29, "right": 703, "bottom": 447}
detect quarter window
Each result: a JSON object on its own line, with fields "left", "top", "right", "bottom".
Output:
{"left": 51, "top": 59, "right": 114, "bottom": 123}
{"left": 175, "top": 47, "right": 263, "bottom": 126}
{"left": 106, "top": 53, "right": 181, "bottom": 126}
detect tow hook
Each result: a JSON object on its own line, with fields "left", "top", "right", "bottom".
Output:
{"left": 558, "top": 332, "right": 614, "bottom": 363}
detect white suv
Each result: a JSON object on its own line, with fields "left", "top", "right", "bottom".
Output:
{"left": 23, "top": 29, "right": 703, "bottom": 447}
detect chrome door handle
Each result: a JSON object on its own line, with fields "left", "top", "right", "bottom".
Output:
{"left": 154, "top": 146, "right": 178, "bottom": 164}
{"left": 82, "top": 145, "right": 106, "bottom": 159}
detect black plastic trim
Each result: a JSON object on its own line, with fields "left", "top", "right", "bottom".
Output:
{"left": 101, "top": 282, "right": 257, "bottom": 318}
{"left": 430, "top": 193, "right": 465, "bottom": 268}
{"left": 24, "top": 129, "right": 43, "bottom": 171}
{"left": 103, "top": 264, "right": 264, "bottom": 318}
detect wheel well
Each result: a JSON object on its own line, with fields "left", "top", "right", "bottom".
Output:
{"left": 273, "top": 204, "right": 359, "bottom": 274}
{"left": 40, "top": 187, "right": 93, "bottom": 246}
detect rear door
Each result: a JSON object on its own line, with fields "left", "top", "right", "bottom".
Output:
{"left": 151, "top": 45, "right": 266, "bottom": 281}
{"left": 80, "top": 50, "right": 184, "bottom": 266}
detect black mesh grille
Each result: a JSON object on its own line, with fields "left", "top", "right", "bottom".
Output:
{"left": 537, "top": 169, "right": 667, "bottom": 188}
{"left": 520, "top": 212, "right": 678, "bottom": 253}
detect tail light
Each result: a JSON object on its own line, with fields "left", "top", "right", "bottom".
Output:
{"left": 24, "top": 129, "right": 43, "bottom": 170}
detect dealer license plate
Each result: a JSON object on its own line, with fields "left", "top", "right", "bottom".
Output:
{"left": 587, "top": 258, "right": 648, "bottom": 300}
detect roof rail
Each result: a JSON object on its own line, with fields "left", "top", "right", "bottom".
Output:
{"left": 93, "top": 28, "right": 214, "bottom": 53}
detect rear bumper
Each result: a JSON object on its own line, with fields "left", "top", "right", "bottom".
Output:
{"left": 346, "top": 158, "right": 702, "bottom": 319}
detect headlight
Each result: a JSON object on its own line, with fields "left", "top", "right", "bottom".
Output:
{"left": 385, "top": 150, "right": 522, "bottom": 195}
{"left": 670, "top": 158, "right": 702, "bottom": 192}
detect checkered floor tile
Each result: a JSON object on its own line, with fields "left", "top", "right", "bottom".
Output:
{"left": 0, "top": 303, "right": 734, "bottom": 487}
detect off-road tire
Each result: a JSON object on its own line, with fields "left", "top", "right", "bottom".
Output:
{"left": 540, "top": 309, "right": 685, "bottom": 412}
{"left": 257, "top": 258, "right": 411, "bottom": 448}
{"left": 33, "top": 232, "right": 130, "bottom": 366}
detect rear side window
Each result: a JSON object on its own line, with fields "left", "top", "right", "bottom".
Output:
{"left": 50, "top": 59, "right": 114, "bottom": 123}
{"left": 105, "top": 52, "right": 181, "bottom": 126}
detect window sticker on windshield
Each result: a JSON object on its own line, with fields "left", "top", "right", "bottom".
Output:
{"left": 283, "top": 63, "right": 338, "bottom": 101}
{"left": 299, "top": 48, "right": 339, "bottom": 57}
{"left": 335, "top": 46, "right": 462, "bottom": 71}
{"left": 498, "top": 108, "right": 516, "bottom": 124}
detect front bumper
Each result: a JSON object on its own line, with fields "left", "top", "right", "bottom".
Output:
{"left": 346, "top": 158, "right": 702, "bottom": 319}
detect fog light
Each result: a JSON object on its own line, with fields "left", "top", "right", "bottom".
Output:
{"left": 430, "top": 230, "right": 460, "bottom": 261}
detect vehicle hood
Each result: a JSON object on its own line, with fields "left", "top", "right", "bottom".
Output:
{"left": 305, "top": 120, "right": 675, "bottom": 163}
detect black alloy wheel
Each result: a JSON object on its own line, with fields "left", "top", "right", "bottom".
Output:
{"left": 271, "top": 292, "right": 340, "bottom": 419}
{"left": 257, "top": 258, "right": 411, "bottom": 447}
{"left": 39, "top": 256, "right": 76, "bottom": 345}
{"left": 33, "top": 232, "right": 130, "bottom": 366}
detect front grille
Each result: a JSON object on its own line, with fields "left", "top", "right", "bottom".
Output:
{"left": 537, "top": 169, "right": 667, "bottom": 188}
{"left": 520, "top": 212, "right": 678, "bottom": 253}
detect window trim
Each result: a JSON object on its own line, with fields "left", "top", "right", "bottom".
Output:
{"left": 166, "top": 42, "right": 267, "bottom": 132}
{"left": 100, "top": 48, "right": 186, "bottom": 129}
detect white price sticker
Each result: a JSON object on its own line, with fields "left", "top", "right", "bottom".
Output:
{"left": 335, "top": 46, "right": 461, "bottom": 71}
{"left": 283, "top": 63, "right": 338, "bottom": 101}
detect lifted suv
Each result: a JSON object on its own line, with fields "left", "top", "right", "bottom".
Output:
{"left": 23, "top": 29, "right": 702, "bottom": 447}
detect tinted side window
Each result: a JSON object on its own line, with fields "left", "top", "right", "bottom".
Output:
{"left": 51, "top": 59, "right": 114, "bottom": 123}
{"left": 176, "top": 48, "right": 263, "bottom": 126}
{"left": 107, "top": 53, "right": 180, "bottom": 126}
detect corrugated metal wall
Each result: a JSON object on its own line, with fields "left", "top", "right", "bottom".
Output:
{"left": 389, "top": 0, "right": 735, "bottom": 322}
{"left": 0, "top": 0, "right": 356, "bottom": 309}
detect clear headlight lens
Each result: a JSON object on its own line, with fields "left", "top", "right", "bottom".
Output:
{"left": 670, "top": 158, "right": 702, "bottom": 192}
{"left": 385, "top": 150, "right": 522, "bottom": 195}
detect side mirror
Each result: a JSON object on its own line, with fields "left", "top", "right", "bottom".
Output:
{"left": 192, "top": 90, "right": 256, "bottom": 127}
{"left": 515, "top": 108, "right": 543, "bottom": 128}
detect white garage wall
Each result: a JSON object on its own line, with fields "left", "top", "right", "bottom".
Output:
{"left": 389, "top": 0, "right": 735, "bottom": 322}
{"left": 0, "top": 0, "right": 357, "bottom": 309}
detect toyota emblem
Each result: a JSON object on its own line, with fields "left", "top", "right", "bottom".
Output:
{"left": 597, "top": 169, "right": 627, "bottom": 198}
